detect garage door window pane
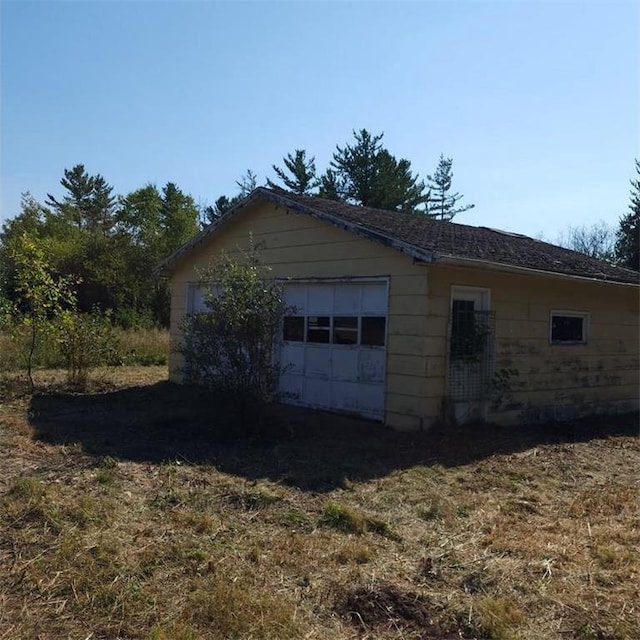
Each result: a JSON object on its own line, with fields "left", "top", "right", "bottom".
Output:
{"left": 334, "top": 316, "right": 358, "bottom": 345}
{"left": 307, "top": 316, "right": 331, "bottom": 343}
{"left": 361, "top": 317, "right": 386, "bottom": 346}
{"left": 283, "top": 316, "right": 305, "bottom": 342}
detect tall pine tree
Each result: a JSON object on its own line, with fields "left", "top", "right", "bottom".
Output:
{"left": 235, "top": 169, "right": 258, "bottom": 197}
{"left": 318, "top": 169, "right": 343, "bottom": 201}
{"left": 425, "top": 154, "right": 474, "bottom": 221}
{"left": 160, "top": 182, "right": 200, "bottom": 257}
{"left": 208, "top": 169, "right": 261, "bottom": 223}
{"left": 267, "top": 149, "right": 319, "bottom": 195}
{"left": 45, "top": 164, "right": 116, "bottom": 233}
{"left": 614, "top": 159, "right": 640, "bottom": 271}
{"left": 329, "top": 129, "right": 427, "bottom": 211}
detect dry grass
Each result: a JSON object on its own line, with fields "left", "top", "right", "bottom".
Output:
{"left": 0, "top": 366, "right": 638, "bottom": 639}
{"left": 0, "top": 328, "right": 169, "bottom": 372}
{"left": 114, "top": 328, "right": 170, "bottom": 366}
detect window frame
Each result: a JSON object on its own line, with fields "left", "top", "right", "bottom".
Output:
{"left": 333, "top": 316, "right": 359, "bottom": 345}
{"left": 283, "top": 316, "right": 306, "bottom": 342}
{"left": 549, "top": 310, "right": 590, "bottom": 345}
{"left": 185, "top": 281, "right": 219, "bottom": 315}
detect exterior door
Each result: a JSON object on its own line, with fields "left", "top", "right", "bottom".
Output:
{"left": 279, "top": 280, "right": 388, "bottom": 420}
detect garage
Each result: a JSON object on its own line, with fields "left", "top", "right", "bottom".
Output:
{"left": 278, "top": 279, "right": 388, "bottom": 420}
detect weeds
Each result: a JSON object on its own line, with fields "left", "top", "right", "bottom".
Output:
{"left": 226, "top": 487, "right": 283, "bottom": 511}
{"left": 476, "top": 596, "right": 525, "bottom": 639}
{"left": 319, "top": 501, "right": 397, "bottom": 539}
{"left": 417, "top": 497, "right": 447, "bottom": 521}
{"left": 113, "top": 327, "right": 169, "bottom": 366}
{"left": 188, "top": 573, "right": 303, "bottom": 638}
{"left": 333, "top": 541, "right": 374, "bottom": 565}
{"left": 275, "top": 508, "right": 311, "bottom": 529}
{"left": 0, "top": 328, "right": 168, "bottom": 374}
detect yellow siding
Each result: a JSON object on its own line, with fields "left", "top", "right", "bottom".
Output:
{"left": 168, "top": 200, "right": 429, "bottom": 428}
{"left": 168, "top": 199, "right": 639, "bottom": 429}
{"left": 426, "top": 264, "right": 640, "bottom": 425}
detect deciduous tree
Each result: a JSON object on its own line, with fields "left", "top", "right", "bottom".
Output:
{"left": 9, "top": 234, "right": 75, "bottom": 390}
{"left": 1, "top": 172, "right": 203, "bottom": 328}
{"left": 556, "top": 221, "right": 615, "bottom": 262}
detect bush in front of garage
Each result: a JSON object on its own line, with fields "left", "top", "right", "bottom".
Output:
{"left": 179, "top": 243, "right": 286, "bottom": 432}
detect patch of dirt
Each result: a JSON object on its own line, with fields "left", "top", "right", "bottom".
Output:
{"left": 337, "top": 582, "right": 463, "bottom": 639}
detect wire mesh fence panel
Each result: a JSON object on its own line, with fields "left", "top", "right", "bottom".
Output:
{"left": 448, "top": 308, "right": 495, "bottom": 402}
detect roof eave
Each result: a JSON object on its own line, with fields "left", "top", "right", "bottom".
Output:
{"left": 154, "top": 188, "right": 437, "bottom": 275}
{"left": 153, "top": 187, "right": 635, "bottom": 285}
{"left": 153, "top": 190, "right": 267, "bottom": 276}
{"left": 263, "top": 190, "right": 437, "bottom": 264}
{"left": 436, "top": 254, "right": 639, "bottom": 287}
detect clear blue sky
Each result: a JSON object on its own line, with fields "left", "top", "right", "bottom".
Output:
{"left": 1, "top": 1, "right": 638, "bottom": 238}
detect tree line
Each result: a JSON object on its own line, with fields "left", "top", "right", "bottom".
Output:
{"left": 1, "top": 167, "right": 201, "bottom": 329}
{"left": 207, "top": 129, "right": 474, "bottom": 223}
{"left": 0, "top": 131, "right": 637, "bottom": 337}
{"left": 0, "top": 129, "right": 477, "bottom": 330}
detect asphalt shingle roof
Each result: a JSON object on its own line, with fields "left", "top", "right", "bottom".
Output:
{"left": 158, "top": 188, "right": 639, "bottom": 285}
{"left": 261, "top": 189, "right": 639, "bottom": 285}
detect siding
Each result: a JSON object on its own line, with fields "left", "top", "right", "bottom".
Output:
{"left": 168, "top": 200, "right": 639, "bottom": 429}
{"left": 426, "top": 264, "right": 640, "bottom": 425}
{"left": 168, "top": 200, "right": 429, "bottom": 430}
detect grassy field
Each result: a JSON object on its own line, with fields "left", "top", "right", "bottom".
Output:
{"left": 0, "top": 366, "right": 638, "bottom": 639}
{"left": 0, "top": 328, "right": 169, "bottom": 371}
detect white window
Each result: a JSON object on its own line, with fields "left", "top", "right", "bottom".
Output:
{"left": 186, "top": 282, "right": 218, "bottom": 314}
{"left": 550, "top": 311, "right": 589, "bottom": 345}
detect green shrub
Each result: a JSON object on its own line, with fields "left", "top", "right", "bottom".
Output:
{"left": 179, "top": 243, "right": 285, "bottom": 430}
{"left": 0, "top": 327, "right": 169, "bottom": 372}
{"left": 7, "top": 234, "right": 75, "bottom": 390}
{"left": 56, "top": 310, "right": 117, "bottom": 388}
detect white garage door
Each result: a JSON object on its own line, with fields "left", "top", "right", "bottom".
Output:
{"left": 279, "top": 280, "right": 388, "bottom": 420}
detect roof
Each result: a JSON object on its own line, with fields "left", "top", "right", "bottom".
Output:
{"left": 157, "top": 187, "right": 639, "bottom": 285}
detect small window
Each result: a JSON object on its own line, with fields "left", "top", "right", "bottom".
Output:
{"left": 307, "top": 316, "right": 331, "bottom": 343}
{"left": 283, "top": 316, "right": 305, "bottom": 342}
{"left": 550, "top": 312, "right": 588, "bottom": 344}
{"left": 333, "top": 316, "right": 358, "bottom": 345}
{"left": 361, "top": 316, "right": 386, "bottom": 346}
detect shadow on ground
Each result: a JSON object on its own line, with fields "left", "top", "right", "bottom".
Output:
{"left": 29, "top": 381, "right": 639, "bottom": 492}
